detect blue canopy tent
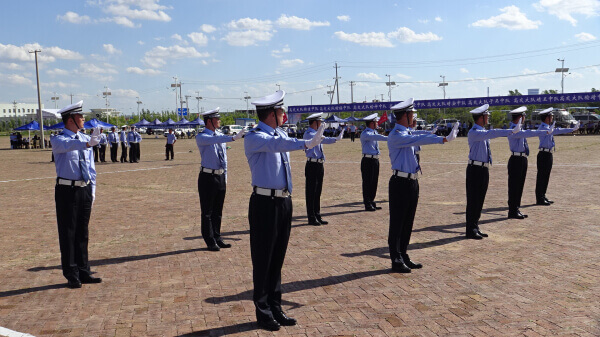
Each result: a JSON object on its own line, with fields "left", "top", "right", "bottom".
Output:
{"left": 323, "top": 115, "right": 345, "bottom": 123}
{"left": 14, "top": 121, "right": 41, "bottom": 149}
{"left": 48, "top": 121, "right": 65, "bottom": 129}
{"left": 345, "top": 116, "right": 360, "bottom": 122}
{"left": 187, "top": 117, "right": 205, "bottom": 126}
{"left": 175, "top": 117, "right": 190, "bottom": 127}
{"left": 160, "top": 118, "right": 177, "bottom": 128}
{"left": 146, "top": 118, "right": 164, "bottom": 129}
{"left": 84, "top": 118, "right": 115, "bottom": 129}
{"left": 132, "top": 118, "right": 152, "bottom": 127}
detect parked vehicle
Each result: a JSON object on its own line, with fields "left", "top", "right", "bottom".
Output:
{"left": 530, "top": 108, "right": 577, "bottom": 128}
{"left": 221, "top": 124, "right": 244, "bottom": 135}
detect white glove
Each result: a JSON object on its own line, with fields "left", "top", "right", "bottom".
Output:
{"left": 573, "top": 121, "right": 580, "bottom": 132}
{"left": 88, "top": 127, "right": 101, "bottom": 146}
{"left": 306, "top": 124, "right": 325, "bottom": 149}
{"left": 336, "top": 128, "right": 345, "bottom": 141}
{"left": 446, "top": 123, "right": 459, "bottom": 142}
{"left": 548, "top": 122, "right": 556, "bottom": 134}
{"left": 232, "top": 129, "right": 246, "bottom": 141}
{"left": 430, "top": 126, "right": 438, "bottom": 134}
{"left": 512, "top": 119, "right": 522, "bottom": 134}
{"left": 91, "top": 184, "right": 96, "bottom": 205}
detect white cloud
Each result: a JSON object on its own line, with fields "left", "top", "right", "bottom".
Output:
{"left": 0, "top": 63, "right": 23, "bottom": 70}
{"left": 111, "top": 16, "right": 139, "bottom": 28}
{"left": 227, "top": 18, "right": 272, "bottom": 31}
{"left": 395, "top": 73, "right": 411, "bottom": 79}
{"left": 276, "top": 14, "right": 330, "bottom": 30}
{"left": 113, "top": 88, "right": 140, "bottom": 97}
{"left": 57, "top": 11, "right": 91, "bottom": 24}
{"left": 280, "top": 59, "right": 304, "bottom": 67}
{"left": 188, "top": 32, "right": 208, "bottom": 46}
{"left": 471, "top": 6, "right": 541, "bottom": 30}
{"left": 222, "top": 30, "right": 273, "bottom": 46}
{"left": 435, "top": 16, "right": 443, "bottom": 22}
{"left": 126, "top": 67, "right": 163, "bottom": 75}
{"left": 575, "top": 32, "right": 597, "bottom": 41}
{"left": 460, "top": 68, "right": 469, "bottom": 73}
{"left": 73, "top": 62, "right": 118, "bottom": 82}
{"left": 388, "top": 27, "right": 442, "bottom": 42}
{"left": 200, "top": 24, "right": 216, "bottom": 33}
{"left": 337, "top": 15, "right": 350, "bottom": 22}
{"left": 1, "top": 73, "right": 33, "bottom": 86}
{"left": 103, "top": 43, "right": 122, "bottom": 54}
{"left": 141, "top": 45, "right": 210, "bottom": 68}
{"left": 171, "top": 34, "right": 182, "bottom": 41}
{"left": 418, "top": 19, "right": 429, "bottom": 24}
{"left": 47, "top": 68, "right": 70, "bottom": 76}
{"left": 205, "top": 85, "right": 222, "bottom": 92}
{"left": 0, "top": 43, "right": 83, "bottom": 63}
{"left": 357, "top": 72, "right": 381, "bottom": 80}
{"left": 534, "top": 0, "right": 600, "bottom": 26}
{"left": 102, "top": 0, "right": 172, "bottom": 23}
{"left": 45, "top": 81, "right": 77, "bottom": 88}
{"left": 334, "top": 31, "right": 393, "bottom": 47}
{"left": 137, "top": 40, "right": 145, "bottom": 45}
{"left": 271, "top": 45, "right": 291, "bottom": 58}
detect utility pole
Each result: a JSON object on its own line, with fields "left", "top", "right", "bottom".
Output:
{"left": 171, "top": 76, "right": 180, "bottom": 117}
{"left": 136, "top": 97, "right": 142, "bottom": 121}
{"left": 69, "top": 93, "right": 74, "bottom": 104}
{"left": 185, "top": 95, "right": 192, "bottom": 118}
{"left": 439, "top": 75, "right": 448, "bottom": 117}
{"left": 350, "top": 81, "right": 356, "bottom": 117}
{"left": 195, "top": 91, "right": 202, "bottom": 117}
{"left": 29, "top": 49, "right": 44, "bottom": 148}
{"left": 556, "top": 58, "right": 569, "bottom": 94}
{"left": 385, "top": 74, "right": 396, "bottom": 102}
{"left": 51, "top": 92, "right": 60, "bottom": 109}
{"left": 333, "top": 62, "right": 341, "bottom": 105}
{"left": 276, "top": 83, "right": 281, "bottom": 91}
{"left": 244, "top": 92, "right": 251, "bottom": 118}
{"left": 327, "top": 85, "right": 334, "bottom": 104}
{"left": 102, "top": 86, "right": 111, "bottom": 122}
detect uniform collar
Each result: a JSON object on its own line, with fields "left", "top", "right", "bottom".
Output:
{"left": 62, "top": 128, "right": 78, "bottom": 138}
{"left": 540, "top": 122, "right": 549, "bottom": 128}
{"left": 257, "top": 121, "right": 276, "bottom": 135}
{"left": 472, "top": 123, "right": 486, "bottom": 130}
{"left": 393, "top": 123, "right": 408, "bottom": 131}
{"left": 308, "top": 126, "right": 317, "bottom": 132}
{"left": 365, "top": 127, "right": 374, "bottom": 132}
{"left": 203, "top": 128, "right": 215, "bottom": 135}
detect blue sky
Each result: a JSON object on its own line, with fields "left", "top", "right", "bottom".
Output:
{"left": 1, "top": 0, "right": 599, "bottom": 115}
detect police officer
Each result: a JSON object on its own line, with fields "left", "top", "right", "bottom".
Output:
{"left": 127, "top": 126, "right": 141, "bottom": 163}
{"left": 535, "top": 107, "right": 579, "bottom": 205}
{"left": 92, "top": 129, "right": 100, "bottom": 163}
{"left": 349, "top": 123, "right": 357, "bottom": 142}
{"left": 165, "top": 128, "right": 176, "bottom": 160}
{"left": 119, "top": 125, "right": 128, "bottom": 163}
{"left": 107, "top": 126, "right": 119, "bottom": 162}
{"left": 50, "top": 101, "right": 102, "bottom": 289}
{"left": 98, "top": 127, "right": 107, "bottom": 163}
{"left": 506, "top": 106, "right": 550, "bottom": 218}
{"left": 387, "top": 98, "right": 457, "bottom": 273}
{"left": 245, "top": 91, "right": 324, "bottom": 331}
{"left": 466, "top": 104, "right": 520, "bottom": 239}
{"left": 303, "top": 112, "right": 344, "bottom": 226}
{"left": 195, "top": 108, "right": 245, "bottom": 251}
{"left": 360, "top": 113, "right": 387, "bottom": 211}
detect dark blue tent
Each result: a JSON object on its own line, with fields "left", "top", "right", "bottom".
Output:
{"left": 175, "top": 117, "right": 190, "bottom": 127}
{"left": 187, "top": 117, "right": 205, "bottom": 126}
{"left": 14, "top": 120, "right": 40, "bottom": 131}
{"left": 132, "top": 118, "right": 152, "bottom": 127}
{"left": 323, "top": 115, "right": 345, "bottom": 123}
{"left": 84, "top": 118, "right": 115, "bottom": 129}
{"left": 48, "top": 121, "right": 65, "bottom": 129}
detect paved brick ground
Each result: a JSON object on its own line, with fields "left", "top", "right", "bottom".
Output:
{"left": 0, "top": 133, "right": 599, "bottom": 336}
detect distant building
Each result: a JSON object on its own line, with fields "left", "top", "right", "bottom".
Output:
{"left": 528, "top": 89, "right": 540, "bottom": 95}
{"left": 90, "top": 108, "right": 120, "bottom": 118}
{"left": 0, "top": 102, "right": 44, "bottom": 119}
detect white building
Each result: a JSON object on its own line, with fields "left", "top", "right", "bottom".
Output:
{"left": 0, "top": 102, "right": 44, "bottom": 119}
{"left": 90, "top": 108, "right": 120, "bottom": 118}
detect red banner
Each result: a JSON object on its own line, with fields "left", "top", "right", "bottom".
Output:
{"left": 377, "top": 111, "right": 388, "bottom": 126}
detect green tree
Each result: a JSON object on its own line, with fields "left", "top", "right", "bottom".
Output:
{"left": 591, "top": 88, "right": 599, "bottom": 92}
{"left": 542, "top": 89, "right": 558, "bottom": 94}
{"left": 508, "top": 89, "right": 522, "bottom": 96}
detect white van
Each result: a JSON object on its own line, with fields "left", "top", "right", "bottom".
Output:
{"left": 221, "top": 125, "right": 244, "bottom": 135}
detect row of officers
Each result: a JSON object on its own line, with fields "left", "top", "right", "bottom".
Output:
{"left": 50, "top": 93, "right": 579, "bottom": 331}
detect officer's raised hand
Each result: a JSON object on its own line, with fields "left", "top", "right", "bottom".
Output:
{"left": 512, "top": 118, "right": 522, "bottom": 134}
{"left": 548, "top": 121, "right": 556, "bottom": 134}
{"left": 232, "top": 129, "right": 246, "bottom": 141}
{"left": 336, "top": 127, "right": 345, "bottom": 141}
{"left": 306, "top": 124, "right": 325, "bottom": 149}
{"left": 573, "top": 121, "right": 580, "bottom": 131}
{"left": 87, "top": 127, "right": 101, "bottom": 147}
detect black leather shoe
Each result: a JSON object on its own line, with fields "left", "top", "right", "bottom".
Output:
{"left": 308, "top": 219, "right": 322, "bottom": 226}
{"left": 257, "top": 319, "right": 281, "bottom": 331}
{"left": 80, "top": 275, "right": 102, "bottom": 284}
{"left": 67, "top": 279, "right": 82, "bottom": 289}
{"left": 273, "top": 311, "right": 297, "bottom": 326}
{"left": 518, "top": 210, "right": 528, "bottom": 218}
{"left": 365, "top": 206, "right": 376, "bottom": 212}
{"left": 401, "top": 256, "right": 422, "bottom": 269}
{"left": 466, "top": 229, "right": 483, "bottom": 240}
{"left": 508, "top": 211, "right": 525, "bottom": 219}
{"left": 316, "top": 216, "right": 328, "bottom": 225}
{"left": 544, "top": 197, "right": 554, "bottom": 204}
{"left": 372, "top": 203, "right": 382, "bottom": 210}
{"left": 536, "top": 199, "right": 551, "bottom": 206}
{"left": 391, "top": 261, "right": 411, "bottom": 273}
{"left": 207, "top": 244, "right": 220, "bottom": 251}
{"left": 477, "top": 230, "right": 489, "bottom": 238}
{"left": 216, "top": 240, "right": 231, "bottom": 248}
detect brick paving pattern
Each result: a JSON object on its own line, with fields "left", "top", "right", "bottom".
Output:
{"left": 0, "top": 134, "right": 599, "bottom": 336}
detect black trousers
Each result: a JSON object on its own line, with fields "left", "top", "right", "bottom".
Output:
{"left": 110, "top": 143, "right": 118, "bottom": 162}
{"left": 465, "top": 164, "right": 489, "bottom": 232}
{"left": 350, "top": 132, "right": 356, "bottom": 142}
{"left": 99, "top": 144, "right": 106, "bottom": 162}
{"left": 305, "top": 161, "right": 324, "bottom": 221}
{"left": 198, "top": 172, "right": 226, "bottom": 246}
{"left": 388, "top": 176, "right": 419, "bottom": 262}
{"left": 93, "top": 146, "right": 99, "bottom": 162}
{"left": 129, "top": 143, "right": 140, "bottom": 162}
{"left": 55, "top": 183, "right": 93, "bottom": 282}
{"left": 536, "top": 152, "right": 553, "bottom": 201}
{"left": 248, "top": 193, "right": 292, "bottom": 321}
{"left": 361, "top": 157, "right": 379, "bottom": 207}
{"left": 120, "top": 143, "right": 128, "bottom": 162}
{"left": 507, "top": 156, "right": 528, "bottom": 211}
{"left": 166, "top": 143, "right": 174, "bottom": 160}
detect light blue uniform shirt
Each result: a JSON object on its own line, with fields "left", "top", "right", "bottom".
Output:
{"left": 468, "top": 124, "right": 512, "bottom": 163}
{"left": 127, "top": 131, "right": 142, "bottom": 142}
{"left": 119, "top": 131, "right": 128, "bottom": 145}
{"left": 360, "top": 127, "right": 387, "bottom": 155}
{"left": 303, "top": 126, "right": 337, "bottom": 160}
{"left": 107, "top": 132, "right": 119, "bottom": 143}
{"left": 507, "top": 122, "right": 546, "bottom": 154}
{"left": 244, "top": 121, "right": 307, "bottom": 193}
{"left": 166, "top": 133, "right": 177, "bottom": 144}
{"left": 410, "top": 128, "right": 431, "bottom": 153}
{"left": 388, "top": 124, "right": 444, "bottom": 174}
{"left": 537, "top": 122, "right": 575, "bottom": 150}
{"left": 196, "top": 128, "right": 233, "bottom": 176}
{"left": 50, "top": 128, "right": 96, "bottom": 186}
{"left": 99, "top": 133, "right": 108, "bottom": 145}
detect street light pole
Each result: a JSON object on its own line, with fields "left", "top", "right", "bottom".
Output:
{"left": 276, "top": 83, "right": 281, "bottom": 91}
{"left": 171, "top": 76, "right": 180, "bottom": 117}
{"left": 195, "top": 91, "right": 202, "bottom": 117}
{"left": 244, "top": 92, "right": 251, "bottom": 118}
{"left": 438, "top": 75, "right": 448, "bottom": 117}
{"left": 102, "top": 86, "right": 111, "bottom": 123}
{"left": 136, "top": 97, "right": 142, "bottom": 121}
{"left": 555, "top": 59, "right": 569, "bottom": 94}
{"left": 385, "top": 74, "right": 396, "bottom": 103}
{"left": 29, "top": 49, "right": 44, "bottom": 149}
